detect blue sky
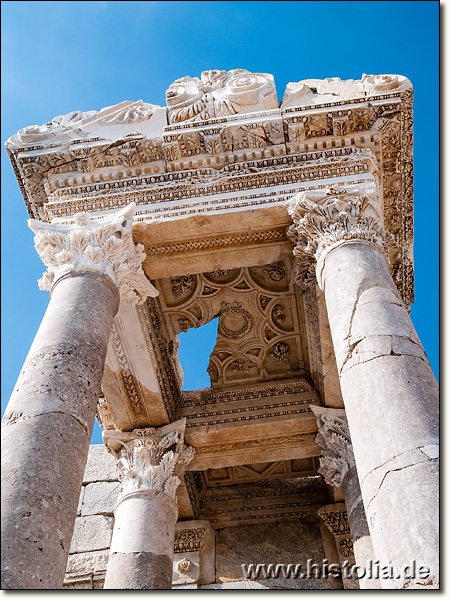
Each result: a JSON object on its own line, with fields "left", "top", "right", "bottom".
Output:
{"left": 1, "top": 1, "right": 439, "bottom": 444}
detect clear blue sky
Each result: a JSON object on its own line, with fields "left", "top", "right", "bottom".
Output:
{"left": 1, "top": 1, "right": 439, "bottom": 444}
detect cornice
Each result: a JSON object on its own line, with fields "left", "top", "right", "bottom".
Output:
{"left": 6, "top": 72, "right": 414, "bottom": 305}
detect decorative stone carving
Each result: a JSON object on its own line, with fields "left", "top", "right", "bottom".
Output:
{"left": 29, "top": 203, "right": 157, "bottom": 305}
{"left": 14, "top": 109, "right": 97, "bottom": 143}
{"left": 174, "top": 527, "right": 208, "bottom": 554}
{"left": 166, "top": 69, "right": 278, "bottom": 124}
{"left": 217, "top": 301, "right": 253, "bottom": 339}
{"left": 176, "top": 558, "right": 192, "bottom": 574}
{"left": 317, "top": 505, "right": 351, "bottom": 536}
{"left": 310, "top": 406, "right": 354, "bottom": 487}
{"left": 171, "top": 275, "right": 195, "bottom": 298}
{"left": 202, "top": 457, "right": 320, "bottom": 488}
{"left": 280, "top": 74, "right": 410, "bottom": 108}
{"left": 317, "top": 504, "right": 355, "bottom": 567}
{"left": 271, "top": 342, "right": 289, "bottom": 361}
{"left": 340, "top": 538, "right": 354, "bottom": 558}
{"left": 103, "top": 420, "right": 194, "bottom": 501}
{"left": 229, "top": 359, "right": 248, "bottom": 373}
{"left": 6, "top": 70, "right": 415, "bottom": 308}
{"left": 287, "top": 185, "right": 392, "bottom": 288}
{"left": 11, "top": 100, "right": 161, "bottom": 145}
{"left": 154, "top": 256, "right": 306, "bottom": 389}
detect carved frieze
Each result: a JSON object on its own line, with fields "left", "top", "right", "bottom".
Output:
{"left": 7, "top": 72, "right": 415, "bottom": 307}
{"left": 318, "top": 505, "right": 351, "bottom": 536}
{"left": 174, "top": 527, "right": 208, "bottom": 554}
{"left": 317, "top": 503, "right": 355, "bottom": 564}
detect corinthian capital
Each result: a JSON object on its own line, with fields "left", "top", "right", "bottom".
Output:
{"left": 311, "top": 406, "right": 355, "bottom": 488}
{"left": 28, "top": 203, "right": 157, "bottom": 305}
{"left": 103, "top": 419, "right": 195, "bottom": 501}
{"left": 287, "top": 186, "right": 391, "bottom": 287}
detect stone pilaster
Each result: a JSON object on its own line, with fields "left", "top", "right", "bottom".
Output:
{"left": 103, "top": 419, "right": 194, "bottom": 589}
{"left": 289, "top": 186, "right": 439, "bottom": 589}
{"left": 173, "top": 521, "right": 215, "bottom": 587}
{"left": 317, "top": 503, "right": 357, "bottom": 589}
{"left": 312, "top": 406, "right": 379, "bottom": 589}
{"left": 1, "top": 204, "right": 156, "bottom": 589}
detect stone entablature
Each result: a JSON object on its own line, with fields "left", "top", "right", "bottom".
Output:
{"left": 6, "top": 70, "right": 414, "bottom": 306}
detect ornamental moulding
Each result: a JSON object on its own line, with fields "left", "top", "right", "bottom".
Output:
{"left": 29, "top": 203, "right": 157, "bottom": 305}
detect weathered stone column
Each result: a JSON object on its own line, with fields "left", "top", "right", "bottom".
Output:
{"left": 1, "top": 204, "right": 156, "bottom": 589}
{"left": 288, "top": 186, "right": 439, "bottom": 589}
{"left": 103, "top": 419, "right": 194, "bottom": 589}
{"left": 312, "top": 406, "right": 380, "bottom": 589}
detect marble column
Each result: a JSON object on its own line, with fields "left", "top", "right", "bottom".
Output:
{"left": 103, "top": 419, "right": 194, "bottom": 589}
{"left": 312, "top": 406, "right": 379, "bottom": 589}
{"left": 1, "top": 203, "right": 157, "bottom": 589}
{"left": 288, "top": 186, "right": 439, "bottom": 589}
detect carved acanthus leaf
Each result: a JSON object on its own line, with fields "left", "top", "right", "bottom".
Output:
{"left": 311, "top": 407, "right": 355, "bottom": 487}
{"left": 110, "top": 426, "right": 194, "bottom": 500}
{"left": 288, "top": 185, "right": 393, "bottom": 284}
{"left": 29, "top": 203, "right": 157, "bottom": 305}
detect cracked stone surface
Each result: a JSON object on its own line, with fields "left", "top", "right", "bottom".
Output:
{"left": 320, "top": 240, "right": 439, "bottom": 588}
{"left": 1, "top": 272, "right": 119, "bottom": 589}
{"left": 341, "top": 467, "right": 380, "bottom": 589}
{"left": 104, "top": 491, "right": 178, "bottom": 589}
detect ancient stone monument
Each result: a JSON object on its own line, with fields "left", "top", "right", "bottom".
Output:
{"left": 1, "top": 69, "right": 438, "bottom": 589}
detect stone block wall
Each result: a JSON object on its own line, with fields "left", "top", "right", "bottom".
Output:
{"left": 64, "top": 446, "right": 118, "bottom": 588}
{"left": 65, "top": 445, "right": 343, "bottom": 589}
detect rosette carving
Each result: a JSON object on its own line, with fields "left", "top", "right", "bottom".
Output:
{"left": 361, "top": 73, "right": 401, "bottom": 91}
{"left": 29, "top": 203, "right": 157, "bottom": 305}
{"left": 166, "top": 69, "right": 277, "bottom": 124}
